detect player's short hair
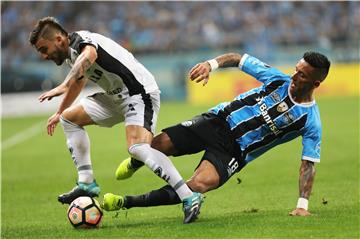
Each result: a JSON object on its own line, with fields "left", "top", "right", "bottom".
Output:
{"left": 29, "top": 16, "right": 68, "bottom": 45}
{"left": 303, "top": 51, "right": 331, "bottom": 82}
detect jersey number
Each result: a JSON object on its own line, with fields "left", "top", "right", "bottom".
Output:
{"left": 89, "top": 69, "right": 103, "bottom": 83}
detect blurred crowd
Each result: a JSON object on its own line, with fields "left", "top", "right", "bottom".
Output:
{"left": 2, "top": 1, "right": 359, "bottom": 68}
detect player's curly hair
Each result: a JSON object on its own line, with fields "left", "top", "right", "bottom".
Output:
{"left": 303, "top": 51, "right": 331, "bottom": 82}
{"left": 29, "top": 16, "right": 68, "bottom": 45}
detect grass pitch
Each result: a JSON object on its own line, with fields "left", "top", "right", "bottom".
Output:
{"left": 2, "top": 96, "right": 359, "bottom": 239}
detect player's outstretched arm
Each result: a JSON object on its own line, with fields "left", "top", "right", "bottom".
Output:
{"left": 45, "top": 45, "right": 97, "bottom": 136}
{"left": 189, "top": 53, "right": 242, "bottom": 86}
{"left": 55, "top": 45, "right": 97, "bottom": 113}
{"left": 289, "top": 160, "right": 316, "bottom": 216}
{"left": 38, "top": 83, "right": 69, "bottom": 102}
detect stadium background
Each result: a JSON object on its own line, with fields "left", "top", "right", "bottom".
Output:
{"left": 1, "top": 2, "right": 359, "bottom": 239}
{"left": 2, "top": 1, "right": 359, "bottom": 113}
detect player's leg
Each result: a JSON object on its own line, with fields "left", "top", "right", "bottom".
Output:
{"left": 116, "top": 160, "right": 219, "bottom": 208}
{"left": 58, "top": 93, "right": 125, "bottom": 204}
{"left": 104, "top": 150, "right": 245, "bottom": 212}
{"left": 115, "top": 129, "right": 177, "bottom": 180}
{"left": 57, "top": 103, "right": 100, "bottom": 204}
{"left": 121, "top": 93, "right": 195, "bottom": 202}
{"left": 104, "top": 113, "right": 247, "bottom": 221}
{"left": 108, "top": 155, "right": 225, "bottom": 209}
{"left": 125, "top": 125, "right": 203, "bottom": 223}
{"left": 105, "top": 114, "right": 215, "bottom": 223}
{"left": 107, "top": 93, "right": 203, "bottom": 223}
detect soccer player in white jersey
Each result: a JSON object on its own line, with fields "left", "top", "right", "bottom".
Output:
{"left": 29, "top": 16, "right": 202, "bottom": 223}
{"left": 104, "top": 51, "right": 330, "bottom": 218}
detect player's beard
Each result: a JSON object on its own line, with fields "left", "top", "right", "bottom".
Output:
{"left": 52, "top": 45, "right": 68, "bottom": 65}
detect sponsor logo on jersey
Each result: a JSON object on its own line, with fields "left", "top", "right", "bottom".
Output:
{"left": 283, "top": 112, "right": 295, "bottom": 124}
{"left": 107, "top": 87, "right": 123, "bottom": 95}
{"left": 277, "top": 102, "right": 289, "bottom": 113}
{"left": 181, "top": 120, "right": 193, "bottom": 127}
{"left": 256, "top": 96, "right": 281, "bottom": 135}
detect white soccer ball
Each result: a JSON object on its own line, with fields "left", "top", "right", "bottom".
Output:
{"left": 67, "top": 196, "right": 103, "bottom": 228}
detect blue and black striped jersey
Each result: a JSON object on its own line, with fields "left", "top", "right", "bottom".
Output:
{"left": 210, "top": 54, "right": 322, "bottom": 163}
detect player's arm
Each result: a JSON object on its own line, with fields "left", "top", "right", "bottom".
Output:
{"left": 38, "top": 45, "right": 97, "bottom": 102}
{"left": 38, "top": 81, "right": 69, "bottom": 102}
{"left": 289, "top": 160, "right": 316, "bottom": 216}
{"left": 56, "top": 45, "right": 97, "bottom": 113}
{"left": 189, "top": 53, "right": 242, "bottom": 86}
{"left": 45, "top": 45, "right": 97, "bottom": 136}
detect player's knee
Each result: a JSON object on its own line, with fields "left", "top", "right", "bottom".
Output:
{"left": 187, "top": 175, "right": 218, "bottom": 193}
{"left": 61, "top": 108, "right": 74, "bottom": 122}
{"left": 60, "top": 115, "right": 81, "bottom": 130}
{"left": 150, "top": 134, "right": 162, "bottom": 150}
{"left": 151, "top": 132, "right": 176, "bottom": 156}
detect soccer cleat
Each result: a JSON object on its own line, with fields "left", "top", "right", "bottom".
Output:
{"left": 58, "top": 181, "right": 100, "bottom": 204}
{"left": 182, "top": 192, "right": 204, "bottom": 224}
{"left": 115, "top": 157, "right": 143, "bottom": 180}
{"left": 101, "top": 193, "right": 125, "bottom": 211}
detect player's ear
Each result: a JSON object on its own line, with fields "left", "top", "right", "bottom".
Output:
{"left": 54, "top": 34, "right": 63, "bottom": 44}
{"left": 313, "top": 80, "right": 321, "bottom": 88}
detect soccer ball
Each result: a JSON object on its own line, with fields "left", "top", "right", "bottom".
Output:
{"left": 67, "top": 196, "right": 103, "bottom": 228}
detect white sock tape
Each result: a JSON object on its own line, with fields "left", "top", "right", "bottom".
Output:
{"left": 296, "top": 197, "right": 309, "bottom": 210}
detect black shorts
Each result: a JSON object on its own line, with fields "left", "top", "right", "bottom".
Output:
{"left": 162, "top": 113, "right": 247, "bottom": 187}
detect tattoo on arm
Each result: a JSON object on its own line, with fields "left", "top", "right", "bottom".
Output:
{"left": 65, "top": 54, "right": 92, "bottom": 86}
{"left": 299, "top": 160, "right": 316, "bottom": 199}
{"left": 216, "top": 53, "right": 242, "bottom": 68}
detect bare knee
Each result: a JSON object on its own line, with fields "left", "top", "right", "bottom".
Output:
{"left": 151, "top": 132, "right": 177, "bottom": 156}
{"left": 187, "top": 174, "right": 219, "bottom": 193}
{"left": 186, "top": 160, "right": 220, "bottom": 193}
{"left": 61, "top": 106, "right": 94, "bottom": 127}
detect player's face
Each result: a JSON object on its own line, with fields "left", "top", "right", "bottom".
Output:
{"left": 290, "top": 59, "right": 321, "bottom": 94}
{"left": 35, "top": 36, "right": 68, "bottom": 65}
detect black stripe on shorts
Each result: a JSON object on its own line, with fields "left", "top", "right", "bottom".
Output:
{"left": 141, "top": 93, "right": 154, "bottom": 132}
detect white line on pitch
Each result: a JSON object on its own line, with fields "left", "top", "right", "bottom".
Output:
{"left": 2, "top": 121, "right": 45, "bottom": 151}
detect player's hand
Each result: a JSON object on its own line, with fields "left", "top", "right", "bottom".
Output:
{"left": 38, "top": 87, "right": 66, "bottom": 102}
{"left": 189, "top": 62, "right": 211, "bottom": 86}
{"left": 289, "top": 208, "right": 311, "bottom": 216}
{"left": 46, "top": 112, "right": 61, "bottom": 136}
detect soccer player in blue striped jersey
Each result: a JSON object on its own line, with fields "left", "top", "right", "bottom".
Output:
{"left": 103, "top": 52, "right": 330, "bottom": 218}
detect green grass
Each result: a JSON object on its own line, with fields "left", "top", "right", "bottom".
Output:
{"left": 1, "top": 96, "right": 359, "bottom": 239}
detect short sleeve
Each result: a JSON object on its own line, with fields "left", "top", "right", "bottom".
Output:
{"left": 71, "top": 31, "right": 98, "bottom": 54}
{"left": 301, "top": 113, "right": 322, "bottom": 163}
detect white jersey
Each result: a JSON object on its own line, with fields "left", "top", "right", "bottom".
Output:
{"left": 66, "top": 31, "right": 159, "bottom": 98}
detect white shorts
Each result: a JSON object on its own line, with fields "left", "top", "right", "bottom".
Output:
{"left": 80, "top": 92, "right": 160, "bottom": 134}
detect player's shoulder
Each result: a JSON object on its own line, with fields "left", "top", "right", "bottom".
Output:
{"left": 69, "top": 30, "right": 100, "bottom": 52}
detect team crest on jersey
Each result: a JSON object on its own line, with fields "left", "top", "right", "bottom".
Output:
{"left": 270, "top": 92, "right": 281, "bottom": 103}
{"left": 181, "top": 120, "right": 193, "bottom": 127}
{"left": 277, "top": 102, "right": 289, "bottom": 113}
